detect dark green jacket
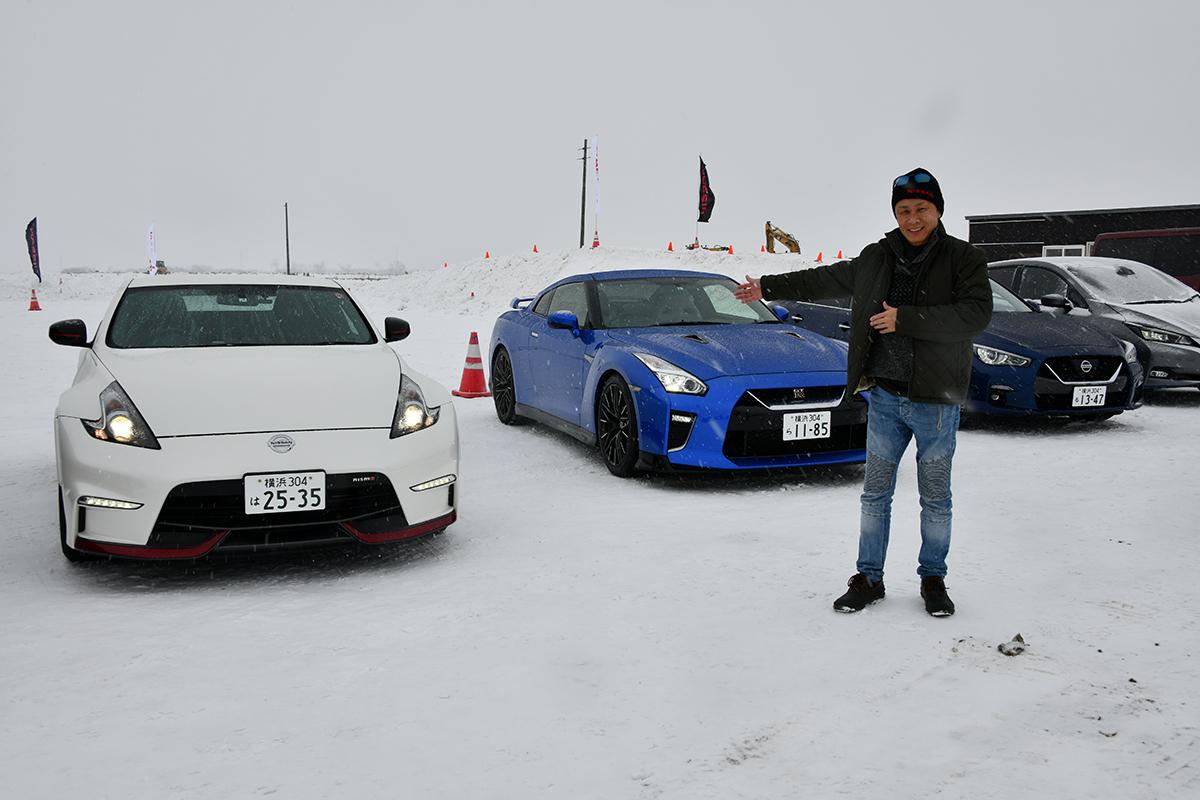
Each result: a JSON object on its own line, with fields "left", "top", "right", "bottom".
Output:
{"left": 760, "top": 223, "right": 992, "bottom": 404}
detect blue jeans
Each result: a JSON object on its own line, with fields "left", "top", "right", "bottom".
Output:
{"left": 857, "top": 386, "right": 959, "bottom": 582}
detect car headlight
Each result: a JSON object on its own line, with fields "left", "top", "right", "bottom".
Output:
{"left": 391, "top": 373, "right": 440, "bottom": 438}
{"left": 81, "top": 381, "right": 161, "bottom": 449}
{"left": 1119, "top": 340, "right": 1139, "bottom": 364}
{"left": 1128, "top": 324, "right": 1198, "bottom": 347}
{"left": 973, "top": 345, "right": 1031, "bottom": 368}
{"left": 633, "top": 352, "right": 707, "bottom": 395}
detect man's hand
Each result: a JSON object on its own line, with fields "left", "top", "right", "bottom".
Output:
{"left": 735, "top": 275, "right": 763, "bottom": 303}
{"left": 869, "top": 302, "right": 899, "bottom": 334}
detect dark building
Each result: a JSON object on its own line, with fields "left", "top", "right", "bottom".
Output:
{"left": 965, "top": 204, "right": 1200, "bottom": 261}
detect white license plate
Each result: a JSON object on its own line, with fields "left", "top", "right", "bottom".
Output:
{"left": 783, "top": 411, "right": 831, "bottom": 441}
{"left": 244, "top": 471, "right": 326, "bottom": 515}
{"left": 1072, "top": 386, "right": 1107, "bottom": 408}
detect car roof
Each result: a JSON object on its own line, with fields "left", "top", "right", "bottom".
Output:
{"left": 544, "top": 268, "right": 731, "bottom": 288}
{"left": 988, "top": 256, "right": 1152, "bottom": 272}
{"left": 126, "top": 273, "right": 344, "bottom": 288}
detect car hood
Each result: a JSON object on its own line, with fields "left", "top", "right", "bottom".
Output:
{"left": 981, "top": 312, "right": 1121, "bottom": 352}
{"left": 607, "top": 324, "right": 847, "bottom": 379}
{"left": 1108, "top": 300, "right": 1200, "bottom": 335}
{"left": 97, "top": 345, "right": 401, "bottom": 436}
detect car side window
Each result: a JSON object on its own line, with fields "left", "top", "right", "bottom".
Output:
{"left": 1019, "top": 267, "right": 1069, "bottom": 300}
{"left": 549, "top": 282, "right": 590, "bottom": 327}
{"left": 989, "top": 266, "right": 1018, "bottom": 290}
{"left": 532, "top": 290, "right": 555, "bottom": 317}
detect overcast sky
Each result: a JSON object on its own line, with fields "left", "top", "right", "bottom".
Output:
{"left": 3, "top": 0, "right": 1197, "bottom": 275}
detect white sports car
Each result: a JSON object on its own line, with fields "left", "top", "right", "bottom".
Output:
{"left": 50, "top": 275, "right": 459, "bottom": 561}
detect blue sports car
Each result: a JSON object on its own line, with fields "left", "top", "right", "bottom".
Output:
{"left": 776, "top": 278, "right": 1145, "bottom": 420}
{"left": 488, "top": 269, "right": 867, "bottom": 476}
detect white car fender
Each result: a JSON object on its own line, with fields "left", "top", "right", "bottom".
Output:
{"left": 400, "top": 358, "right": 452, "bottom": 408}
{"left": 55, "top": 349, "right": 117, "bottom": 420}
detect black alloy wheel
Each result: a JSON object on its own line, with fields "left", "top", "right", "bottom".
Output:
{"left": 597, "top": 376, "right": 640, "bottom": 477}
{"left": 491, "top": 347, "right": 524, "bottom": 425}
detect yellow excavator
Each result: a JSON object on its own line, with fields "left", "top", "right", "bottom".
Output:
{"left": 765, "top": 221, "right": 801, "bottom": 254}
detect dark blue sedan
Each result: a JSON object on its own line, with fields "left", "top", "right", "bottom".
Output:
{"left": 488, "top": 269, "right": 868, "bottom": 476}
{"left": 776, "top": 279, "right": 1145, "bottom": 420}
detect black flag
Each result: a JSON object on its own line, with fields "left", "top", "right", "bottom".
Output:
{"left": 698, "top": 158, "right": 715, "bottom": 223}
{"left": 26, "top": 218, "right": 41, "bottom": 283}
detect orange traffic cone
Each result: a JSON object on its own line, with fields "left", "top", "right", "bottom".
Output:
{"left": 451, "top": 332, "right": 492, "bottom": 398}
{"left": 485, "top": 251, "right": 490, "bottom": 259}
{"left": 668, "top": 241, "right": 674, "bottom": 252}
{"left": 837, "top": 249, "right": 843, "bottom": 259}
{"left": 533, "top": 244, "right": 539, "bottom": 253}
{"left": 443, "top": 261, "right": 448, "bottom": 269}
{"left": 591, "top": 232, "right": 600, "bottom": 249}
{"left": 28, "top": 289, "right": 42, "bottom": 311}
{"left": 728, "top": 245, "right": 734, "bottom": 254}
{"left": 816, "top": 251, "right": 823, "bottom": 263}
{"left": 761, "top": 244, "right": 766, "bottom": 252}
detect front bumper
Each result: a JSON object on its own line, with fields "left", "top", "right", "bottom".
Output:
{"left": 966, "top": 353, "right": 1142, "bottom": 416}
{"left": 630, "top": 372, "right": 867, "bottom": 470}
{"left": 1141, "top": 340, "right": 1200, "bottom": 389}
{"left": 56, "top": 405, "right": 459, "bottom": 559}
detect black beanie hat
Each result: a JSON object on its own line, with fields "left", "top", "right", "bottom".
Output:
{"left": 891, "top": 167, "right": 944, "bottom": 214}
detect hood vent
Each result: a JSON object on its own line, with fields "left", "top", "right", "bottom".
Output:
{"left": 782, "top": 331, "right": 807, "bottom": 341}
{"left": 683, "top": 333, "right": 710, "bottom": 344}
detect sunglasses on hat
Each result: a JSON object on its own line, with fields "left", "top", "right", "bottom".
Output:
{"left": 894, "top": 172, "right": 933, "bottom": 187}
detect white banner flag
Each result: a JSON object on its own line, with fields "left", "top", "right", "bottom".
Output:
{"left": 147, "top": 224, "right": 157, "bottom": 274}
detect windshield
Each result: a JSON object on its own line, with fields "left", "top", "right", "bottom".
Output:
{"left": 106, "top": 285, "right": 377, "bottom": 348}
{"left": 990, "top": 278, "right": 1032, "bottom": 313}
{"left": 1066, "top": 262, "right": 1198, "bottom": 305}
{"left": 594, "top": 276, "right": 777, "bottom": 328}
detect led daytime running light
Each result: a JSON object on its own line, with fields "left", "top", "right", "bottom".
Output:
{"left": 79, "top": 496, "right": 143, "bottom": 510}
{"left": 410, "top": 475, "right": 457, "bottom": 492}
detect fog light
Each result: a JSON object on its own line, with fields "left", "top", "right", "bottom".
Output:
{"left": 79, "top": 496, "right": 143, "bottom": 510}
{"left": 410, "top": 474, "right": 456, "bottom": 492}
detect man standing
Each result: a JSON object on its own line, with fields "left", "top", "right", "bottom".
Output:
{"left": 734, "top": 168, "right": 991, "bottom": 616}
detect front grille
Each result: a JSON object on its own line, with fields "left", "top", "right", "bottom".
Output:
{"left": 1041, "top": 355, "right": 1122, "bottom": 383}
{"left": 1033, "top": 371, "right": 1130, "bottom": 410}
{"left": 723, "top": 396, "right": 868, "bottom": 459}
{"left": 736, "top": 385, "right": 844, "bottom": 409}
{"left": 148, "top": 472, "right": 401, "bottom": 547}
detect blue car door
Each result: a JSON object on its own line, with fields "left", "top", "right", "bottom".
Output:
{"left": 529, "top": 281, "right": 591, "bottom": 425}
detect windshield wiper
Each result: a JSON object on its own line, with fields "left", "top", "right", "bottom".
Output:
{"left": 1124, "top": 297, "right": 1197, "bottom": 305}
{"left": 652, "top": 320, "right": 729, "bottom": 327}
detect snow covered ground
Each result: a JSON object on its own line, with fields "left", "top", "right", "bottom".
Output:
{"left": 2, "top": 250, "right": 1198, "bottom": 799}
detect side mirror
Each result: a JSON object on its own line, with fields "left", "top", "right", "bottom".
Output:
{"left": 770, "top": 304, "right": 790, "bottom": 322}
{"left": 1040, "top": 293, "right": 1072, "bottom": 310}
{"left": 384, "top": 317, "right": 410, "bottom": 342}
{"left": 547, "top": 310, "right": 580, "bottom": 336}
{"left": 49, "top": 319, "right": 89, "bottom": 347}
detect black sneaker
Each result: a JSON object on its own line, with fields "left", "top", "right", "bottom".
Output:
{"left": 833, "top": 573, "right": 885, "bottom": 613}
{"left": 921, "top": 576, "right": 955, "bottom": 617}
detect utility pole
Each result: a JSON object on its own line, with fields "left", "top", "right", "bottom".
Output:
{"left": 284, "top": 202, "right": 291, "bottom": 275}
{"left": 579, "top": 139, "right": 589, "bottom": 248}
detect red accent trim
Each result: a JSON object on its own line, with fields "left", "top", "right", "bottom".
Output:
{"left": 75, "top": 531, "right": 229, "bottom": 559}
{"left": 341, "top": 511, "right": 456, "bottom": 544}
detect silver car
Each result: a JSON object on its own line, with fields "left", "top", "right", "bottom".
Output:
{"left": 989, "top": 257, "right": 1200, "bottom": 390}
